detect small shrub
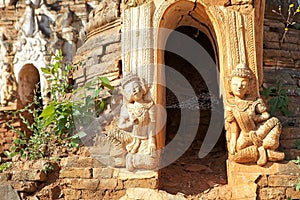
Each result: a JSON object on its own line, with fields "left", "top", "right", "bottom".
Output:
{"left": 260, "top": 79, "right": 292, "bottom": 116}
{"left": 0, "top": 162, "right": 12, "bottom": 172}
{"left": 292, "top": 156, "right": 300, "bottom": 191}
{"left": 5, "top": 50, "right": 114, "bottom": 160}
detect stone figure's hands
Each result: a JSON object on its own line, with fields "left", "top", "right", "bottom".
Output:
{"left": 249, "top": 131, "right": 263, "bottom": 146}
{"left": 148, "top": 143, "right": 156, "bottom": 157}
{"left": 229, "top": 139, "right": 236, "bottom": 155}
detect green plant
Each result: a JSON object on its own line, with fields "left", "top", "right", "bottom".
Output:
{"left": 296, "top": 140, "right": 300, "bottom": 150}
{"left": 5, "top": 50, "right": 114, "bottom": 160}
{"left": 42, "top": 162, "right": 54, "bottom": 174}
{"left": 261, "top": 79, "right": 292, "bottom": 116}
{"left": 272, "top": 1, "right": 300, "bottom": 44}
{"left": 0, "top": 162, "right": 12, "bottom": 172}
{"left": 292, "top": 156, "right": 300, "bottom": 191}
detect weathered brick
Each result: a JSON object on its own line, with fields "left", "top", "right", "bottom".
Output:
{"left": 280, "top": 139, "right": 298, "bottom": 149}
{"left": 263, "top": 41, "right": 280, "bottom": 49}
{"left": 268, "top": 175, "right": 298, "bottom": 187}
{"left": 101, "top": 168, "right": 114, "bottom": 179}
{"left": 286, "top": 187, "right": 300, "bottom": 199}
{"left": 81, "top": 190, "right": 105, "bottom": 199}
{"left": 12, "top": 181, "right": 37, "bottom": 193}
{"left": 65, "top": 178, "right": 99, "bottom": 190}
{"left": 263, "top": 31, "right": 280, "bottom": 42}
{"left": 99, "top": 178, "right": 118, "bottom": 190}
{"left": 281, "top": 127, "right": 300, "bottom": 139}
{"left": 0, "top": 173, "right": 11, "bottom": 182}
{"left": 60, "top": 168, "right": 92, "bottom": 179}
{"left": 100, "top": 52, "right": 121, "bottom": 63}
{"left": 263, "top": 49, "right": 292, "bottom": 59}
{"left": 257, "top": 175, "right": 268, "bottom": 188}
{"left": 259, "top": 187, "right": 285, "bottom": 200}
{"left": 284, "top": 149, "right": 300, "bottom": 160}
{"left": 62, "top": 189, "right": 81, "bottom": 200}
{"left": 12, "top": 170, "right": 47, "bottom": 182}
{"left": 116, "top": 179, "right": 124, "bottom": 190}
{"left": 105, "top": 42, "right": 121, "bottom": 54}
{"left": 60, "top": 156, "right": 93, "bottom": 168}
{"left": 123, "top": 178, "right": 158, "bottom": 189}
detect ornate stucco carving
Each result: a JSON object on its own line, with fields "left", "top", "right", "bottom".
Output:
{"left": 225, "top": 63, "right": 284, "bottom": 166}
{"left": 121, "top": 0, "right": 152, "bottom": 10}
{"left": 105, "top": 74, "right": 158, "bottom": 171}
{"left": 208, "top": 6, "right": 261, "bottom": 96}
{"left": 84, "top": 0, "right": 120, "bottom": 37}
{"left": 13, "top": 1, "right": 50, "bottom": 103}
{"left": 0, "top": 63, "right": 16, "bottom": 106}
{"left": 0, "top": 29, "right": 16, "bottom": 107}
{"left": 121, "top": 1, "right": 154, "bottom": 84}
{"left": 14, "top": 0, "right": 39, "bottom": 38}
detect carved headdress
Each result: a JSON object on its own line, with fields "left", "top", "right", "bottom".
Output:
{"left": 121, "top": 73, "right": 147, "bottom": 99}
{"left": 230, "top": 63, "right": 253, "bottom": 79}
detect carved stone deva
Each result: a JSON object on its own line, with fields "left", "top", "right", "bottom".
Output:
{"left": 105, "top": 73, "right": 158, "bottom": 171}
{"left": 225, "top": 63, "right": 285, "bottom": 166}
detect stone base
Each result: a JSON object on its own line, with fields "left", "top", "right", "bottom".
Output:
{"left": 227, "top": 160, "right": 299, "bottom": 185}
{"left": 226, "top": 160, "right": 300, "bottom": 199}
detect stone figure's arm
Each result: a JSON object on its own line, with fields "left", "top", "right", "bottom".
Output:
{"left": 225, "top": 108, "right": 238, "bottom": 155}
{"left": 254, "top": 99, "right": 270, "bottom": 123}
{"left": 148, "top": 104, "right": 157, "bottom": 155}
{"left": 117, "top": 105, "right": 133, "bottom": 131}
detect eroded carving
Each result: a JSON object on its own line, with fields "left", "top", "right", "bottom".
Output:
{"left": 0, "top": 63, "right": 16, "bottom": 106}
{"left": 105, "top": 74, "right": 157, "bottom": 171}
{"left": 121, "top": 0, "right": 149, "bottom": 10}
{"left": 15, "top": 0, "right": 39, "bottom": 37}
{"left": 226, "top": 63, "right": 285, "bottom": 166}
{"left": 85, "top": 0, "right": 120, "bottom": 35}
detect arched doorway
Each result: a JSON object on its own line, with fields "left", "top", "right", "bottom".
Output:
{"left": 18, "top": 64, "right": 42, "bottom": 108}
{"left": 158, "top": 25, "right": 227, "bottom": 195}
{"left": 154, "top": 1, "right": 226, "bottom": 195}
{"left": 17, "top": 64, "right": 42, "bottom": 134}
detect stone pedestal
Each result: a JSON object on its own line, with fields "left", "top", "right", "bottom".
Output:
{"left": 227, "top": 160, "right": 300, "bottom": 199}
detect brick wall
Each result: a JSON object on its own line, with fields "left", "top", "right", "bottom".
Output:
{"left": 263, "top": 1, "right": 300, "bottom": 160}
{"left": 73, "top": 22, "right": 122, "bottom": 87}
{"left": 0, "top": 150, "right": 158, "bottom": 199}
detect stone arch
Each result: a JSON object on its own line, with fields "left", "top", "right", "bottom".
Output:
{"left": 153, "top": 0, "right": 221, "bottom": 150}
{"left": 17, "top": 64, "right": 42, "bottom": 108}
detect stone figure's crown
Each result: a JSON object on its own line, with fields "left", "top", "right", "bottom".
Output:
{"left": 231, "top": 63, "right": 253, "bottom": 79}
{"left": 121, "top": 73, "right": 141, "bottom": 88}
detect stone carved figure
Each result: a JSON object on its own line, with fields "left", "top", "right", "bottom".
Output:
{"left": 105, "top": 74, "right": 157, "bottom": 171}
{"left": 0, "top": 63, "right": 15, "bottom": 106}
{"left": 121, "top": 0, "right": 147, "bottom": 9}
{"left": 85, "top": 0, "right": 120, "bottom": 35}
{"left": 226, "top": 63, "right": 285, "bottom": 166}
{"left": 15, "top": 0, "right": 39, "bottom": 37}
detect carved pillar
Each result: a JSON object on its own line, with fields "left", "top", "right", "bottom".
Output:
{"left": 208, "top": 4, "right": 262, "bottom": 97}
{"left": 121, "top": 1, "right": 154, "bottom": 84}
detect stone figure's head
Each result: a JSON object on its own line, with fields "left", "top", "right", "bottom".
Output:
{"left": 230, "top": 63, "right": 253, "bottom": 99}
{"left": 121, "top": 73, "right": 147, "bottom": 102}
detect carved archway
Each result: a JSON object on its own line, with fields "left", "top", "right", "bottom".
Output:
{"left": 153, "top": 1, "right": 226, "bottom": 194}
{"left": 154, "top": 0, "right": 220, "bottom": 151}
{"left": 17, "top": 64, "right": 41, "bottom": 109}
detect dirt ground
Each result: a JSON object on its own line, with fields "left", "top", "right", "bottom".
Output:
{"left": 159, "top": 143, "right": 227, "bottom": 195}
{"left": 159, "top": 109, "right": 228, "bottom": 196}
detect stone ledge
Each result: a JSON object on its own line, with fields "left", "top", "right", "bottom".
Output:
{"left": 117, "top": 169, "right": 158, "bottom": 180}
{"left": 59, "top": 167, "right": 92, "bottom": 179}
{"left": 227, "top": 160, "right": 300, "bottom": 185}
